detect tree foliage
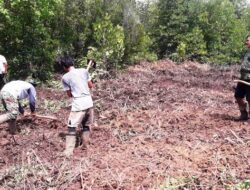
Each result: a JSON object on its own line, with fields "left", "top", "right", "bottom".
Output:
{"left": 153, "top": 0, "right": 249, "bottom": 64}
{"left": 0, "top": 0, "right": 250, "bottom": 80}
{"left": 0, "top": 0, "right": 60, "bottom": 80}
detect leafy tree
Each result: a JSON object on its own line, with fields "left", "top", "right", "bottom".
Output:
{"left": 122, "top": 0, "right": 156, "bottom": 64}
{"left": 242, "top": 5, "right": 250, "bottom": 32}
{"left": 203, "top": 0, "right": 247, "bottom": 63}
{"left": 174, "top": 27, "right": 207, "bottom": 62}
{"left": 229, "top": 0, "right": 248, "bottom": 18}
{"left": 153, "top": 0, "right": 248, "bottom": 64}
{"left": 153, "top": 0, "right": 189, "bottom": 58}
{"left": 0, "top": 0, "right": 60, "bottom": 80}
{"left": 89, "top": 14, "right": 125, "bottom": 70}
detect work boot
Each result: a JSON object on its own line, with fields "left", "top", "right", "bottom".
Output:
{"left": 237, "top": 110, "right": 248, "bottom": 121}
{"left": 0, "top": 113, "right": 10, "bottom": 124}
{"left": 64, "top": 134, "right": 76, "bottom": 157}
{"left": 8, "top": 119, "right": 17, "bottom": 135}
{"left": 76, "top": 131, "right": 83, "bottom": 147}
{"left": 236, "top": 101, "right": 248, "bottom": 121}
{"left": 82, "top": 126, "right": 90, "bottom": 149}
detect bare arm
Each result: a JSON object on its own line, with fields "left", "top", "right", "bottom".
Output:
{"left": 88, "top": 80, "right": 93, "bottom": 89}
{"left": 4, "top": 63, "right": 7, "bottom": 73}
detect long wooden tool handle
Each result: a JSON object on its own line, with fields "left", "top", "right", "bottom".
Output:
{"left": 35, "top": 114, "right": 57, "bottom": 120}
{"left": 234, "top": 79, "right": 250, "bottom": 86}
{"left": 87, "top": 60, "right": 93, "bottom": 71}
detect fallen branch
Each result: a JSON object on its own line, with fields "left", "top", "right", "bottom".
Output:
{"left": 11, "top": 135, "right": 18, "bottom": 145}
{"left": 230, "top": 129, "right": 245, "bottom": 144}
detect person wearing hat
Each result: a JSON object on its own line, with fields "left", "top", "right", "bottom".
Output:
{"left": 0, "top": 80, "right": 36, "bottom": 134}
{"left": 59, "top": 55, "right": 94, "bottom": 157}
{"left": 0, "top": 55, "right": 8, "bottom": 89}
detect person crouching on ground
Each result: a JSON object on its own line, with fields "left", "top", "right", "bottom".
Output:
{"left": 60, "top": 55, "right": 94, "bottom": 157}
{"left": 0, "top": 80, "right": 36, "bottom": 134}
{"left": 235, "top": 35, "right": 250, "bottom": 120}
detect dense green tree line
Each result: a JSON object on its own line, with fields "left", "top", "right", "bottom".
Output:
{"left": 0, "top": 0, "right": 250, "bottom": 80}
{"left": 153, "top": 0, "right": 250, "bottom": 63}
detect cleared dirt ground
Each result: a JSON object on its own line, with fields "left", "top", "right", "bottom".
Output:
{"left": 0, "top": 60, "right": 249, "bottom": 189}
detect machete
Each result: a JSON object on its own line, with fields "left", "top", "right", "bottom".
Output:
{"left": 234, "top": 79, "right": 250, "bottom": 86}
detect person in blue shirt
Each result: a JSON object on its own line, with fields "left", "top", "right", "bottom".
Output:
{"left": 0, "top": 80, "right": 36, "bottom": 134}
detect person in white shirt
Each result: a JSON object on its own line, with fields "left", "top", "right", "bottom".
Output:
{"left": 60, "top": 55, "right": 94, "bottom": 157}
{"left": 0, "top": 80, "right": 36, "bottom": 134}
{"left": 0, "top": 55, "right": 8, "bottom": 89}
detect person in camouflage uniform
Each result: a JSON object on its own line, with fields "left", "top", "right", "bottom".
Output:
{"left": 0, "top": 80, "right": 36, "bottom": 134}
{"left": 234, "top": 35, "right": 250, "bottom": 120}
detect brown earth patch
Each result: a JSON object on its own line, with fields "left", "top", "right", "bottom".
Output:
{"left": 0, "top": 60, "right": 249, "bottom": 189}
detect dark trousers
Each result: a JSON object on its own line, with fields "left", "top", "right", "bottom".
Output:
{"left": 234, "top": 82, "right": 250, "bottom": 102}
{"left": 0, "top": 74, "right": 6, "bottom": 89}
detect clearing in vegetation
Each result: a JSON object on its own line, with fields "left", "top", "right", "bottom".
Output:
{"left": 0, "top": 60, "right": 249, "bottom": 189}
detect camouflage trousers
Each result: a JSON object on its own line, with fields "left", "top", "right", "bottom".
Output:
{"left": 0, "top": 91, "right": 19, "bottom": 120}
